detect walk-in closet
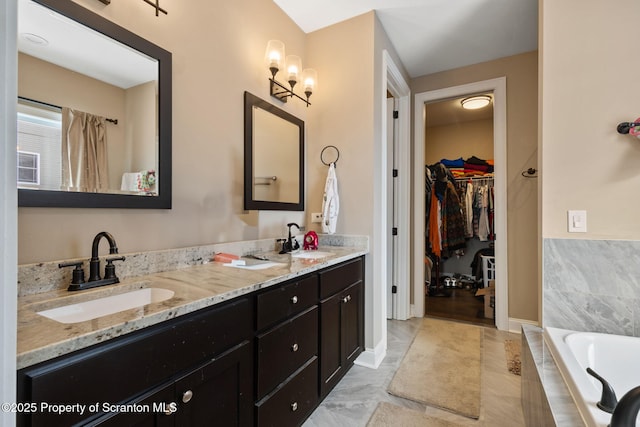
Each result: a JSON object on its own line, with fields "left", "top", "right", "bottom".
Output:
{"left": 424, "top": 93, "right": 496, "bottom": 327}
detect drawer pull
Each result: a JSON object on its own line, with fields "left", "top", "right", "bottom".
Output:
{"left": 291, "top": 343, "right": 299, "bottom": 352}
{"left": 291, "top": 401, "right": 298, "bottom": 412}
{"left": 342, "top": 294, "right": 352, "bottom": 303}
{"left": 291, "top": 295, "right": 298, "bottom": 304}
{"left": 182, "top": 390, "right": 193, "bottom": 403}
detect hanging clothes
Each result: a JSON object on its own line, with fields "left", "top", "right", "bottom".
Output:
{"left": 428, "top": 186, "right": 441, "bottom": 257}
{"left": 440, "top": 181, "right": 466, "bottom": 253}
{"left": 477, "top": 184, "right": 490, "bottom": 241}
{"left": 322, "top": 162, "right": 339, "bottom": 234}
{"left": 464, "top": 181, "right": 474, "bottom": 237}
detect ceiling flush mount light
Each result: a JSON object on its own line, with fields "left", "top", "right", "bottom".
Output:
{"left": 461, "top": 95, "right": 492, "bottom": 110}
{"left": 21, "top": 33, "right": 48, "bottom": 46}
{"left": 265, "top": 40, "right": 317, "bottom": 107}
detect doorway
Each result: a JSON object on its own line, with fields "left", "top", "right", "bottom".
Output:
{"left": 423, "top": 94, "right": 496, "bottom": 326}
{"left": 412, "top": 78, "right": 509, "bottom": 331}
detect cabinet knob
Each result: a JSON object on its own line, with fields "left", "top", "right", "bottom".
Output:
{"left": 291, "top": 343, "right": 299, "bottom": 352}
{"left": 291, "top": 401, "right": 298, "bottom": 412}
{"left": 182, "top": 390, "right": 193, "bottom": 403}
{"left": 291, "top": 295, "right": 298, "bottom": 304}
{"left": 342, "top": 294, "right": 351, "bottom": 303}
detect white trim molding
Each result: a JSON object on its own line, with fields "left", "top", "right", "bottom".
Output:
{"left": 1, "top": 0, "right": 19, "bottom": 423}
{"left": 413, "top": 77, "right": 509, "bottom": 331}
{"left": 354, "top": 338, "right": 387, "bottom": 369}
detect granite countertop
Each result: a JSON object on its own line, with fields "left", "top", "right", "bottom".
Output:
{"left": 17, "top": 246, "right": 367, "bottom": 370}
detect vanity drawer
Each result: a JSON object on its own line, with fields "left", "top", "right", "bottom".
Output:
{"left": 256, "top": 274, "right": 318, "bottom": 330}
{"left": 255, "top": 357, "right": 318, "bottom": 427}
{"left": 319, "top": 257, "right": 363, "bottom": 299}
{"left": 256, "top": 306, "right": 318, "bottom": 399}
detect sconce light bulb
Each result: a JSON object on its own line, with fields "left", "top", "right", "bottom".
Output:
{"left": 302, "top": 68, "right": 317, "bottom": 94}
{"left": 265, "top": 40, "right": 285, "bottom": 77}
{"left": 285, "top": 55, "right": 302, "bottom": 86}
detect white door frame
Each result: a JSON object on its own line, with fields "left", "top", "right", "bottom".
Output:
{"left": 1, "top": 0, "right": 19, "bottom": 422}
{"left": 412, "top": 77, "right": 509, "bottom": 331}
{"left": 381, "top": 51, "right": 411, "bottom": 321}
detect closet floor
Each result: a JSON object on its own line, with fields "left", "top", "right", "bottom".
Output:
{"left": 425, "top": 287, "right": 495, "bottom": 327}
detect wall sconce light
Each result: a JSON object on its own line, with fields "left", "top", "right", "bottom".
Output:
{"left": 265, "top": 40, "right": 317, "bottom": 107}
{"left": 461, "top": 95, "right": 492, "bottom": 110}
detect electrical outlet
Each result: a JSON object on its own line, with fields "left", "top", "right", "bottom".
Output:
{"left": 311, "top": 212, "right": 323, "bottom": 223}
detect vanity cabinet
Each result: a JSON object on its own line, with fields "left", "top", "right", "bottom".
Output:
{"left": 319, "top": 258, "right": 364, "bottom": 398}
{"left": 17, "top": 255, "right": 365, "bottom": 427}
{"left": 17, "top": 296, "right": 253, "bottom": 427}
{"left": 254, "top": 275, "right": 319, "bottom": 426}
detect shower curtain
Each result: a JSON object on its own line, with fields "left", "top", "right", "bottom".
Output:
{"left": 61, "top": 107, "right": 109, "bottom": 192}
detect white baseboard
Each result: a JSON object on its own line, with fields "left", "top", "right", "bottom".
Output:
{"left": 508, "top": 317, "right": 539, "bottom": 334}
{"left": 354, "top": 339, "right": 386, "bottom": 369}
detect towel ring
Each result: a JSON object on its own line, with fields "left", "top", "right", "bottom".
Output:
{"left": 321, "top": 145, "right": 340, "bottom": 167}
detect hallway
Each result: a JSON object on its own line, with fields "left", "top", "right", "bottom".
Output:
{"left": 304, "top": 318, "right": 525, "bottom": 426}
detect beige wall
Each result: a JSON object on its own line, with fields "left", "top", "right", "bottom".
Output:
{"left": 540, "top": 0, "right": 640, "bottom": 240}
{"left": 425, "top": 118, "right": 493, "bottom": 165}
{"left": 412, "top": 51, "right": 539, "bottom": 322}
{"left": 306, "top": 12, "right": 379, "bottom": 347}
{"left": 125, "top": 81, "right": 157, "bottom": 184}
{"left": 18, "top": 0, "right": 309, "bottom": 263}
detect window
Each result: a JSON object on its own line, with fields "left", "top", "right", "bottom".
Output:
{"left": 17, "top": 151, "right": 40, "bottom": 185}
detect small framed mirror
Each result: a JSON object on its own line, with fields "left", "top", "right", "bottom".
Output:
{"left": 244, "top": 92, "right": 304, "bottom": 211}
{"left": 17, "top": 0, "right": 172, "bottom": 208}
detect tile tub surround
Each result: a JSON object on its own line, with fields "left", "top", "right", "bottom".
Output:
{"left": 543, "top": 238, "right": 640, "bottom": 336}
{"left": 17, "top": 236, "right": 368, "bottom": 369}
{"left": 521, "top": 325, "right": 583, "bottom": 427}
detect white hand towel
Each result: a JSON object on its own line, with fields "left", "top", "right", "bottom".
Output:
{"left": 322, "top": 162, "right": 339, "bottom": 234}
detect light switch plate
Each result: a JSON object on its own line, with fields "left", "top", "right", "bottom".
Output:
{"left": 568, "top": 210, "right": 587, "bottom": 232}
{"left": 311, "top": 213, "right": 323, "bottom": 223}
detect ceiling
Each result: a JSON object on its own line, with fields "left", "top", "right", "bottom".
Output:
{"left": 18, "top": 0, "right": 157, "bottom": 89}
{"left": 426, "top": 94, "right": 493, "bottom": 127}
{"left": 273, "top": 0, "right": 538, "bottom": 78}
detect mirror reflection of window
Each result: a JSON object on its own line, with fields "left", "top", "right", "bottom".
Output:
{"left": 252, "top": 106, "right": 300, "bottom": 204}
{"left": 17, "top": 100, "right": 62, "bottom": 191}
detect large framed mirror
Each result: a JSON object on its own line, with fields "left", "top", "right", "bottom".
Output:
{"left": 17, "top": 0, "right": 172, "bottom": 208}
{"left": 244, "top": 92, "right": 304, "bottom": 211}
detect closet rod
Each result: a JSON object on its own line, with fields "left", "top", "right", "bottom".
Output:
{"left": 18, "top": 96, "right": 118, "bottom": 125}
{"left": 453, "top": 175, "right": 494, "bottom": 181}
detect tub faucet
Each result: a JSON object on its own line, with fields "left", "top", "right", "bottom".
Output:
{"left": 610, "top": 386, "right": 640, "bottom": 427}
{"left": 586, "top": 367, "right": 618, "bottom": 413}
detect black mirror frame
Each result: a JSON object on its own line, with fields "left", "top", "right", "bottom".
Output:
{"left": 244, "top": 92, "right": 304, "bottom": 211}
{"left": 18, "top": 0, "right": 172, "bottom": 209}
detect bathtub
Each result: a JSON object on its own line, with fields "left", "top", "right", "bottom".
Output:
{"left": 544, "top": 327, "right": 640, "bottom": 427}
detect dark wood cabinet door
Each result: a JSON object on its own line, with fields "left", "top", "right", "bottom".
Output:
{"left": 173, "top": 341, "right": 253, "bottom": 427}
{"left": 342, "top": 281, "right": 364, "bottom": 365}
{"left": 85, "top": 383, "right": 175, "bottom": 427}
{"left": 319, "top": 280, "right": 364, "bottom": 399}
{"left": 319, "top": 291, "right": 343, "bottom": 398}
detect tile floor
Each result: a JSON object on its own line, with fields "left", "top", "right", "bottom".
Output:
{"left": 303, "top": 318, "right": 526, "bottom": 427}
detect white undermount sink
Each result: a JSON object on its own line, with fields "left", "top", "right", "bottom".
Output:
{"left": 291, "top": 251, "right": 334, "bottom": 260}
{"left": 37, "top": 287, "right": 175, "bottom": 324}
